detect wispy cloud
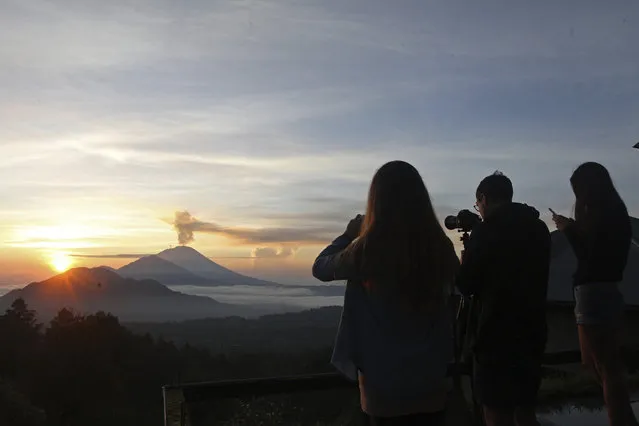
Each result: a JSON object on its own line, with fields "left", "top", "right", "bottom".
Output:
{"left": 69, "top": 253, "right": 149, "bottom": 259}
{"left": 1, "top": 0, "right": 639, "bottom": 284}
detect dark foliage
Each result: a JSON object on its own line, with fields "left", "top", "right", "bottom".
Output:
{"left": 3, "top": 297, "right": 637, "bottom": 425}
{"left": 0, "top": 299, "right": 342, "bottom": 426}
{"left": 126, "top": 306, "right": 342, "bottom": 355}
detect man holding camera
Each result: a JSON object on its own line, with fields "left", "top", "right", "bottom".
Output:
{"left": 456, "top": 172, "right": 551, "bottom": 426}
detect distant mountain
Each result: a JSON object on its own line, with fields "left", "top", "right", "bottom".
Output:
{"left": 0, "top": 267, "right": 263, "bottom": 322}
{"left": 155, "top": 246, "right": 277, "bottom": 287}
{"left": 116, "top": 246, "right": 346, "bottom": 296}
{"left": 118, "top": 255, "right": 214, "bottom": 286}
{"left": 158, "top": 246, "right": 236, "bottom": 278}
{"left": 97, "top": 265, "right": 117, "bottom": 272}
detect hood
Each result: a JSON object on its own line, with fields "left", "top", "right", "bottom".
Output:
{"left": 488, "top": 202, "right": 541, "bottom": 225}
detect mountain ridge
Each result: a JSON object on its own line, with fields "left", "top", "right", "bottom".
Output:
{"left": 0, "top": 267, "right": 267, "bottom": 321}
{"left": 118, "top": 254, "right": 215, "bottom": 286}
{"left": 123, "top": 245, "right": 281, "bottom": 287}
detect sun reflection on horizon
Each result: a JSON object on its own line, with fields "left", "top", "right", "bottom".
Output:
{"left": 49, "top": 252, "right": 74, "bottom": 273}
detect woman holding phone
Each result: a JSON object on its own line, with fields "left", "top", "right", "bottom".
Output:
{"left": 552, "top": 162, "right": 638, "bottom": 426}
{"left": 312, "top": 160, "right": 459, "bottom": 426}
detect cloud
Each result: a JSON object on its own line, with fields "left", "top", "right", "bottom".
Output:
{"left": 172, "top": 211, "right": 336, "bottom": 246}
{"left": 70, "top": 253, "right": 149, "bottom": 259}
{"left": 2, "top": 0, "right": 639, "bottom": 274}
{"left": 251, "top": 247, "right": 298, "bottom": 259}
{"left": 4, "top": 239, "right": 102, "bottom": 249}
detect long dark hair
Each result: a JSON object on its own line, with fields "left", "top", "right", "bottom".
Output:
{"left": 348, "top": 161, "right": 457, "bottom": 312}
{"left": 570, "top": 162, "right": 627, "bottom": 230}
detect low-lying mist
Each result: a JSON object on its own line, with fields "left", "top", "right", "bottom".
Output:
{"left": 171, "top": 285, "right": 343, "bottom": 308}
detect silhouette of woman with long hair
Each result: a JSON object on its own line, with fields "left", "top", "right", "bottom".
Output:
{"left": 553, "top": 162, "right": 639, "bottom": 426}
{"left": 313, "top": 161, "right": 459, "bottom": 426}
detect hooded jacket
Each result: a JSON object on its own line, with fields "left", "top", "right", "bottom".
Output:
{"left": 456, "top": 203, "right": 551, "bottom": 361}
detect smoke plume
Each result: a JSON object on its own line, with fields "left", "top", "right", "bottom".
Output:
{"left": 173, "top": 211, "right": 222, "bottom": 245}
{"left": 171, "top": 211, "right": 335, "bottom": 246}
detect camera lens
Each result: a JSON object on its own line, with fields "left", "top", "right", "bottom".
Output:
{"left": 444, "top": 216, "right": 459, "bottom": 230}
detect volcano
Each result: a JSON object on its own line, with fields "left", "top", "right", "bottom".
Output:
{"left": 118, "top": 254, "right": 214, "bottom": 286}
{"left": 118, "top": 246, "right": 276, "bottom": 287}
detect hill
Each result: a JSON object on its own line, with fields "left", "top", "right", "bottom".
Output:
{"left": 118, "top": 255, "right": 214, "bottom": 286}
{"left": 0, "top": 268, "right": 263, "bottom": 322}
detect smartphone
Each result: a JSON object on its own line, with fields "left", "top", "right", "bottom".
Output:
{"left": 548, "top": 208, "right": 558, "bottom": 216}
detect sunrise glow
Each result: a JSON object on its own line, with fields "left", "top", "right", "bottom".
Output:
{"left": 49, "top": 252, "right": 73, "bottom": 273}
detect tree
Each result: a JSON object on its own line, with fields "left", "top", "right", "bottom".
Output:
{"left": 0, "top": 303, "right": 353, "bottom": 425}
{"left": 0, "top": 299, "right": 42, "bottom": 385}
{"left": 4, "top": 298, "right": 41, "bottom": 332}
{"left": 48, "top": 307, "right": 79, "bottom": 329}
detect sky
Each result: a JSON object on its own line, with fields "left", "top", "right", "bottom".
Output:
{"left": 1, "top": 0, "right": 638, "bottom": 287}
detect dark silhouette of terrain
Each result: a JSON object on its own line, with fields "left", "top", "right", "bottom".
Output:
{"left": 0, "top": 299, "right": 343, "bottom": 426}
{"left": 1, "top": 297, "right": 637, "bottom": 426}
{"left": 0, "top": 268, "right": 264, "bottom": 322}
{"left": 127, "top": 306, "right": 343, "bottom": 354}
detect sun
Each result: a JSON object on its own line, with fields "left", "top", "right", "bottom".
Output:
{"left": 49, "top": 252, "right": 73, "bottom": 273}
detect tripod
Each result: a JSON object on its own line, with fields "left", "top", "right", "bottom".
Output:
{"left": 455, "top": 230, "right": 486, "bottom": 426}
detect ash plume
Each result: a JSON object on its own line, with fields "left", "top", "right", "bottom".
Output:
{"left": 171, "top": 211, "right": 335, "bottom": 246}
{"left": 173, "top": 211, "right": 222, "bottom": 245}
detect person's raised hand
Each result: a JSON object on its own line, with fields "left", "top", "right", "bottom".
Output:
{"left": 550, "top": 209, "right": 572, "bottom": 232}
{"left": 345, "top": 214, "right": 364, "bottom": 240}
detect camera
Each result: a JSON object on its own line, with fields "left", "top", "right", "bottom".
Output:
{"left": 444, "top": 209, "right": 481, "bottom": 233}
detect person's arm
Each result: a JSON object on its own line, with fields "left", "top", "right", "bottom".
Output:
{"left": 455, "top": 224, "right": 487, "bottom": 296}
{"left": 311, "top": 234, "right": 358, "bottom": 282}
{"left": 312, "top": 214, "right": 364, "bottom": 282}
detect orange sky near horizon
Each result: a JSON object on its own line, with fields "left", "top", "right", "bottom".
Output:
{"left": 0, "top": 209, "right": 468, "bottom": 287}
{"left": 0, "top": 217, "right": 339, "bottom": 286}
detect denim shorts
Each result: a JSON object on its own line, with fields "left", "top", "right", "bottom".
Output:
{"left": 574, "top": 282, "right": 624, "bottom": 326}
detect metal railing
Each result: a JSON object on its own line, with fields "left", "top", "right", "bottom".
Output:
{"left": 162, "top": 349, "right": 610, "bottom": 426}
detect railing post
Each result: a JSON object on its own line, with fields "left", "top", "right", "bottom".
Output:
{"left": 163, "top": 388, "right": 167, "bottom": 426}
{"left": 164, "top": 386, "right": 188, "bottom": 426}
{"left": 180, "top": 402, "right": 187, "bottom": 426}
